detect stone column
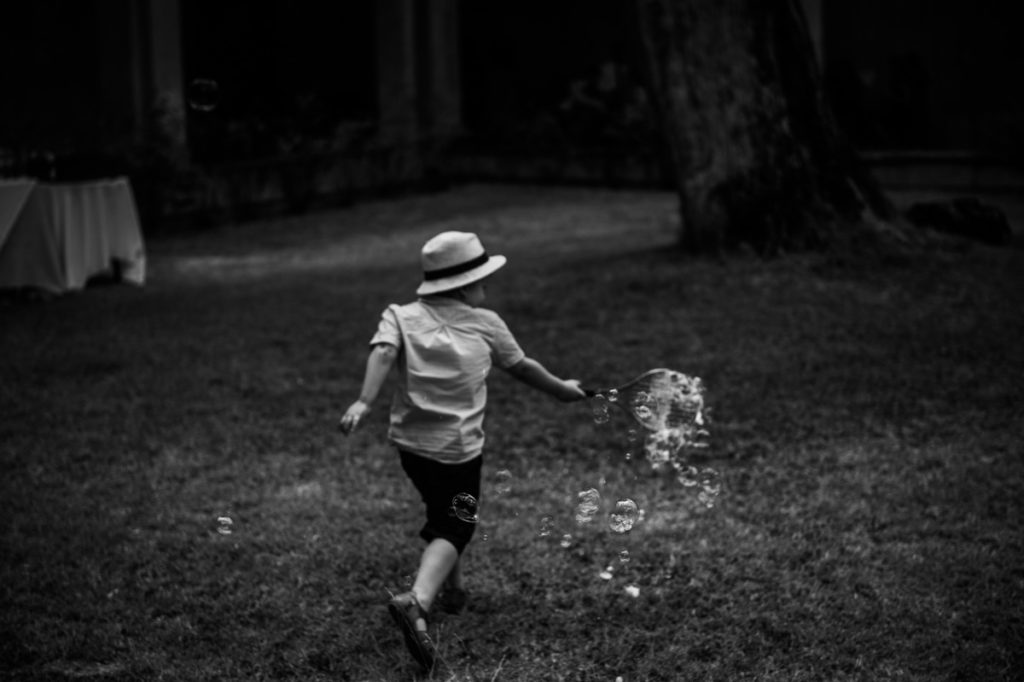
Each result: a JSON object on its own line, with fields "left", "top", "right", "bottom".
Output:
{"left": 146, "top": 0, "right": 187, "bottom": 151}
{"left": 421, "top": 0, "right": 462, "bottom": 139}
{"left": 376, "top": 0, "right": 419, "bottom": 145}
{"left": 124, "top": 0, "right": 186, "bottom": 153}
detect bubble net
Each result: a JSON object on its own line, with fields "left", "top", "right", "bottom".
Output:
{"left": 592, "top": 369, "right": 721, "bottom": 507}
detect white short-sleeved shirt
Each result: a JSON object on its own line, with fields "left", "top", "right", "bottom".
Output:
{"left": 370, "top": 297, "right": 526, "bottom": 463}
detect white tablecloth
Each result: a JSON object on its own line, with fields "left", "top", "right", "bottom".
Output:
{"left": 0, "top": 177, "right": 146, "bottom": 293}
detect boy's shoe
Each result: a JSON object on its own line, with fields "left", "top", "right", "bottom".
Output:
{"left": 435, "top": 586, "right": 468, "bottom": 615}
{"left": 387, "top": 592, "right": 434, "bottom": 670}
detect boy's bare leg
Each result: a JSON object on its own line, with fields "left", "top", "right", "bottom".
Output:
{"left": 411, "top": 538, "right": 459, "bottom": 612}
{"left": 443, "top": 557, "right": 462, "bottom": 591}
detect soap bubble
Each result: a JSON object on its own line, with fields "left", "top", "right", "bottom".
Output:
{"left": 624, "top": 428, "right": 639, "bottom": 460}
{"left": 599, "top": 565, "right": 614, "bottom": 580}
{"left": 216, "top": 515, "right": 233, "bottom": 535}
{"left": 560, "top": 533, "right": 573, "bottom": 549}
{"left": 592, "top": 396, "right": 611, "bottom": 424}
{"left": 494, "top": 469, "right": 513, "bottom": 495}
{"left": 607, "top": 389, "right": 619, "bottom": 403}
{"left": 677, "top": 465, "right": 700, "bottom": 487}
{"left": 449, "top": 493, "right": 479, "bottom": 523}
{"left": 608, "top": 499, "right": 639, "bottom": 533}
{"left": 634, "top": 404, "right": 654, "bottom": 421}
{"left": 188, "top": 78, "right": 219, "bottom": 112}
{"left": 646, "top": 426, "right": 709, "bottom": 471}
{"left": 538, "top": 516, "right": 554, "bottom": 538}
{"left": 624, "top": 585, "right": 640, "bottom": 598}
{"left": 618, "top": 550, "right": 631, "bottom": 564}
{"left": 575, "top": 488, "right": 601, "bottom": 525}
{"left": 699, "top": 467, "right": 721, "bottom": 493}
{"left": 697, "top": 467, "right": 722, "bottom": 507}
{"left": 645, "top": 433, "right": 673, "bottom": 468}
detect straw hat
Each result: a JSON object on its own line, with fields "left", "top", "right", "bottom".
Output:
{"left": 416, "top": 231, "right": 506, "bottom": 296}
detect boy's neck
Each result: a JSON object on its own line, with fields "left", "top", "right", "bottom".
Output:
{"left": 422, "top": 294, "right": 469, "bottom": 306}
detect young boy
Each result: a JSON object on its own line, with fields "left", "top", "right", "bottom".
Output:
{"left": 339, "top": 231, "right": 585, "bottom": 670}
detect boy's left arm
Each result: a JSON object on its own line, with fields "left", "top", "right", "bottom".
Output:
{"left": 504, "top": 356, "right": 586, "bottom": 402}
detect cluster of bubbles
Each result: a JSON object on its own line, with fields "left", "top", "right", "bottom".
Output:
{"left": 537, "top": 516, "right": 575, "bottom": 549}
{"left": 591, "top": 393, "right": 613, "bottom": 424}
{"left": 446, "top": 480, "right": 648, "bottom": 596}
{"left": 445, "top": 373, "right": 720, "bottom": 595}
{"left": 571, "top": 490, "right": 641, "bottom": 534}
{"left": 593, "top": 371, "right": 721, "bottom": 508}
{"left": 572, "top": 490, "right": 643, "bottom": 594}
{"left": 677, "top": 465, "right": 723, "bottom": 508}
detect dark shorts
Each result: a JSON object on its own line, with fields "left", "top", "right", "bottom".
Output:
{"left": 399, "top": 449, "right": 482, "bottom": 554}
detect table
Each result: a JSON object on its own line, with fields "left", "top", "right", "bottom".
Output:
{"left": 0, "top": 177, "right": 146, "bottom": 293}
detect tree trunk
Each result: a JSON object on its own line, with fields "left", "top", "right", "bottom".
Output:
{"left": 634, "top": 0, "right": 894, "bottom": 253}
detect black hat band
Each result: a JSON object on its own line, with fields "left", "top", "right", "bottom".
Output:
{"left": 422, "top": 252, "right": 490, "bottom": 281}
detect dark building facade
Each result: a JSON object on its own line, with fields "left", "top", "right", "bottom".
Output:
{"left": 2, "top": 0, "right": 1020, "bottom": 218}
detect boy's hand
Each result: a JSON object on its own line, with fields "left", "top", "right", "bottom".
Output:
{"left": 339, "top": 400, "right": 371, "bottom": 435}
{"left": 561, "top": 379, "right": 587, "bottom": 402}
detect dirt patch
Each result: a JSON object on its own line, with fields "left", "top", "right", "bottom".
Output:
{"left": 149, "top": 184, "right": 679, "bottom": 284}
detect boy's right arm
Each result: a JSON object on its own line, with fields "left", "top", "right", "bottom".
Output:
{"left": 339, "top": 343, "right": 398, "bottom": 434}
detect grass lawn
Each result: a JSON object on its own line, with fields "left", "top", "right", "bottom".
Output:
{"left": 2, "top": 184, "right": 1022, "bottom": 681}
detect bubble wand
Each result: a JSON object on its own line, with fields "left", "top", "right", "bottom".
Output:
{"left": 583, "top": 368, "right": 706, "bottom": 433}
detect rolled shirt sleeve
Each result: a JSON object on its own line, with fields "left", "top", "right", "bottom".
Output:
{"left": 479, "top": 309, "right": 525, "bottom": 369}
{"left": 370, "top": 304, "right": 402, "bottom": 349}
